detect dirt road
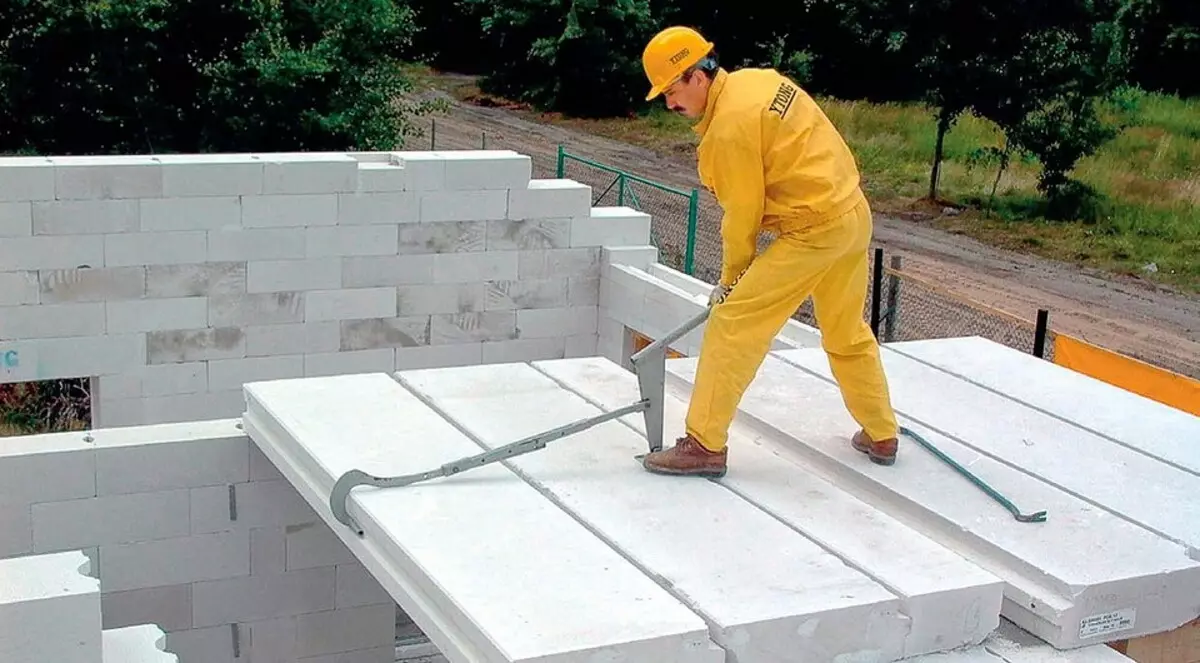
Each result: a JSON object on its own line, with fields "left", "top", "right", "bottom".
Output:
{"left": 405, "top": 87, "right": 1200, "bottom": 378}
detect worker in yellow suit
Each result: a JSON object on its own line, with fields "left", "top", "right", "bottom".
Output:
{"left": 639, "top": 26, "right": 901, "bottom": 477}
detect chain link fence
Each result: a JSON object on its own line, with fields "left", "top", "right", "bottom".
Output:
{"left": 556, "top": 146, "right": 702, "bottom": 275}
{"left": 551, "top": 149, "right": 1064, "bottom": 363}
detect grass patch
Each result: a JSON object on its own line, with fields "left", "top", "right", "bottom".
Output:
{"left": 406, "top": 65, "right": 1199, "bottom": 291}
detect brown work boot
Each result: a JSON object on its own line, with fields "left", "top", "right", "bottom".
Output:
{"left": 642, "top": 434, "right": 728, "bottom": 478}
{"left": 852, "top": 430, "right": 898, "bottom": 466}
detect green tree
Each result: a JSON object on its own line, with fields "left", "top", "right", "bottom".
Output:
{"left": 1122, "top": 0, "right": 1199, "bottom": 98}
{"left": 465, "top": 0, "right": 658, "bottom": 117}
{"left": 0, "top": 0, "right": 431, "bottom": 156}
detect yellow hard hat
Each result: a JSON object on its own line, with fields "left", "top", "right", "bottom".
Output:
{"left": 642, "top": 26, "right": 715, "bottom": 101}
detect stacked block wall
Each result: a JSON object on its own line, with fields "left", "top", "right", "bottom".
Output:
{"left": 0, "top": 151, "right": 652, "bottom": 428}
{"left": 0, "top": 420, "right": 395, "bottom": 662}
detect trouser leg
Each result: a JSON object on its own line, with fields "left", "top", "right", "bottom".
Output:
{"left": 684, "top": 221, "right": 853, "bottom": 452}
{"left": 809, "top": 202, "right": 899, "bottom": 442}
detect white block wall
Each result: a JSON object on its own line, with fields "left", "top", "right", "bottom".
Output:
{"left": 0, "top": 420, "right": 396, "bottom": 662}
{"left": 596, "top": 248, "right": 823, "bottom": 366}
{"left": 0, "top": 150, "right": 653, "bottom": 428}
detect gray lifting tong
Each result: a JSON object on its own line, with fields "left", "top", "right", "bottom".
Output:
{"left": 329, "top": 307, "right": 712, "bottom": 537}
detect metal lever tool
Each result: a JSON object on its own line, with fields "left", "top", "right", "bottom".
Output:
{"left": 330, "top": 307, "right": 712, "bottom": 536}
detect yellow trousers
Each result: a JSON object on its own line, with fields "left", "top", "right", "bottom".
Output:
{"left": 685, "top": 192, "right": 899, "bottom": 451}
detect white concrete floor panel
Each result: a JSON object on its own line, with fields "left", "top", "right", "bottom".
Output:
{"left": 530, "top": 355, "right": 1007, "bottom": 659}
{"left": 242, "top": 372, "right": 722, "bottom": 663}
{"left": 396, "top": 361, "right": 914, "bottom": 663}
{"left": 887, "top": 336, "right": 1200, "bottom": 476}
{"left": 665, "top": 351, "right": 1200, "bottom": 649}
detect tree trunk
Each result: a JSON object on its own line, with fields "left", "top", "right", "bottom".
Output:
{"left": 928, "top": 112, "right": 950, "bottom": 200}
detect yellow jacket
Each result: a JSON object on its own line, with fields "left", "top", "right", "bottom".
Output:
{"left": 694, "top": 68, "right": 863, "bottom": 286}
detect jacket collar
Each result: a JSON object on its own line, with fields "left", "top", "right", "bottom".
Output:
{"left": 693, "top": 68, "right": 729, "bottom": 137}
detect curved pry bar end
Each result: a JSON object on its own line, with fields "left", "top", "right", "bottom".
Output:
{"left": 330, "top": 469, "right": 375, "bottom": 537}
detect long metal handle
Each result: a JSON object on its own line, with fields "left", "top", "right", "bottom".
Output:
{"left": 330, "top": 400, "right": 647, "bottom": 535}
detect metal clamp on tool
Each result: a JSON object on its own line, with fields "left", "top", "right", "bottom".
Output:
{"left": 329, "top": 307, "right": 712, "bottom": 536}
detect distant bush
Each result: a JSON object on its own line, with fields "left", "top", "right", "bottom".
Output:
{"left": 0, "top": 0, "right": 435, "bottom": 156}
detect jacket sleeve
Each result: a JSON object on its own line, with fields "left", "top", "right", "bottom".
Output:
{"left": 707, "top": 115, "right": 766, "bottom": 287}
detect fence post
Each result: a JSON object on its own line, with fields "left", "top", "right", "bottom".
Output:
{"left": 556, "top": 144, "right": 566, "bottom": 179}
{"left": 883, "top": 254, "right": 902, "bottom": 342}
{"left": 685, "top": 189, "right": 699, "bottom": 275}
{"left": 870, "top": 247, "right": 884, "bottom": 338}
{"left": 618, "top": 173, "right": 627, "bottom": 207}
{"left": 430, "top": 118, "right": 436, "bottom": 149}
{"left": 481, "top": 131, "right": 487, "bottom": 149}
{"left": 1033, "top": 309, "right": 1050, "bottom": 358}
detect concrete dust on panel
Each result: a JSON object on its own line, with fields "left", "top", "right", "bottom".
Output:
{"left": 395, "top": 361, "right": 916, "bottom": 663}
{"left": 528, "top": 355, "right": 1005, "bottom": 659}
{"left": 242, "top": 372, "right": 723, "bottom": 663}
{"left": 664, "top": 352, "right": 1200, "bottom": 649}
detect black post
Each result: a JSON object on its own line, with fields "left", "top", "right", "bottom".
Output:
{"left": 883, "top": 254, "right": 902, "bottom": 342}
{"left": 1033, "top": 309, "right": 1049, "bottom": 358}
{"left": 870, "top": 247, "right": 884, "bottom": 338}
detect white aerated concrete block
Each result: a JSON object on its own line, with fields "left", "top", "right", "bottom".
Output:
{"left": 0, "top": 271, "right": 39, "bottom": 306}
{"left": 508, "top": 179, "right": 592, "bottom": 219}
{"left": 355, "top": 162, "right": 409, "bottom": 193}
{"left": 102, "top": 624, "right": 178, "bottom": 663}
{"left": 51, "top": 155, "right": 164, "bottom": 200}
{"left": 337, "top": 191, "right": 419, "bottom": 224}
{"left": 305, "top": 287, "right": 396, "bottom": 321}
{"left": 140, "top": 195, "right": 241, "bottom": 231}
{"left": 207, "top": 355, "right": 306, "bottom": 391}
{"left": 105, "top": 230, "right": 207, "bottom": 267}
{"left": 40, "top": 266, "right": 146, "bottom": 303}
{"left": 190, "top": 478, "right": 315, "bottom": 534}
{"left": 101, "top": 529, "right": 250, "bottom": 592}
{"left": 31, "top": 489, "right": 191, "bottom": 552}
{"left": 389, "top": 151, "right": 445, "bottom": 190}
{"left": 101, "top": 584, "right": 193, "bottom": 632}
{"left": 155, "top": 153, "right": 265, "bottom": 197}
{"left": 208, "top": 226, "right": 306, "bottom": 262}
{"left": 260, "top": 153, "right": 358, "bottom": 194}
{"left": 0, "top": 202, "right": 32, "bottom": 236}
{"left": 438, "top": 150, "right": 532, "bottom": 190}
{"left": 342, "top": 255, "right": 435, "bottom": 287}
{"left": 0, "top": 550, "right": 101, "bottom": 663}
{"left": 668, "top": 352, "right": 1200, "bottom": 648}
{"left": 2, "top": 333, "right": 146, "bottom": 381}
{"left": 419, "top": 189, "right": 509, "bottom": 222}
{"left": 534, "top": 356, "right": 1006, "bottom": 657}
{"left": 90, "top": 420, "right": 248, "bottom": 494}
{"left": 303, "top": 348, "right": 396, "bottom": 377}
{"left": 192, "top": 566, "right": 335, "bottom": 627}
{"left": 242, "top": 372, "right": 724, "bottom": 663}
{"left": 209, "top": 291, "right": 304, "bottom": 326}
{"left": 0, "top": 301, "right": 105, "bottom": 338}
{"left": 245, "top": 322, "right": 340, "bottom": 357}
{"left": 0, "top": 157, "right": 56, "bottom": 202}
{"left": 306, "top": 225, "right": 398, "bottom": 257}
{"left": 572, "top": 207, "right": 652, "bottom": 247}
{"left": 33, "top": 199, "right": 140, "bottom": 235}
{"left": 248, "top": 258, "right": 342, "bottom": 293}
{"left": 243, "top": 193, "right": 338, "bottom": 228}
{"left": 0, "top": 235, "right": 105, "bottom": 270}
{"left": 397, "top": 362, "right": 914, "bottom": 662}
{"left": 106, "top": 296, "right": 208, "bottom": 333}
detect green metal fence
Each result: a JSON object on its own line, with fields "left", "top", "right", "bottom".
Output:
{"left": 556, "top": 145, "right": 700, "bottom": 275}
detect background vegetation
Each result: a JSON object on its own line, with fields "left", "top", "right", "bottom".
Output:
{"left": 2, "top": 0, "right": 1193, "bottom": 288}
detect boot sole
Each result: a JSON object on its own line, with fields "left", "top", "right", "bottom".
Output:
{"left": 852, "top": 440, "right": 897, "bottom": 466}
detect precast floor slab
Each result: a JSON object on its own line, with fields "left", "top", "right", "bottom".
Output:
{"left": 243, "top": 356, "right": 1011, "bottom": 663}
{"left": 663, "top": 338, "right": 1200, "bottom": 650}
